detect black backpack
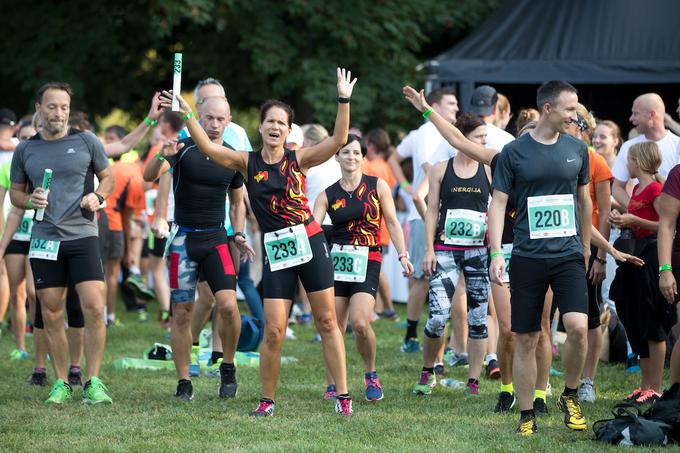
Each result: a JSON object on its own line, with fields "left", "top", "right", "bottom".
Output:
{"left": 593, "top": 405, "right": 670, "bottom": 446}
{"left": 642, "top": 383, "right": 680, "bottom": 443}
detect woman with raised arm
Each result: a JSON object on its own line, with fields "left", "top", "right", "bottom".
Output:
{"left": 160, "top": 68, "right": 357, "bottom": 417}
{"left": 313, "top": 134, "right": 413, "bottom": 402}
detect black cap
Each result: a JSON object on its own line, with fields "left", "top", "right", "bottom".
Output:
{"left": 469, "top": 86, "right": 498, "bottom": 116}
{"left": 0, "top": 108, "right": 16, "bottom": 126}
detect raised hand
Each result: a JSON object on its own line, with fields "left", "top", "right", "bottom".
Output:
{"left": 159, "top": 90, "right": 191, "bottom": 117}
{"left": 159, "top": 139, "right": 184, "bottom": 158}
{"left": 147, "top": 92, "right": 163, "bottom": 121}
{"left": 337, "top": 67, "right": 358, "bottom": 99}
{"left": 402, "top": 86, "right": 429, "bottom": 113}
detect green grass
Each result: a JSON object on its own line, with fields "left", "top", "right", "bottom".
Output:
{"left": 0, "top": 302, "right": 676, "bottom": 452}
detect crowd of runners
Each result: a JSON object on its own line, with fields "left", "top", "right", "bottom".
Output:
{"left": 0, "top": 68, "right": 679, "bottom": 434}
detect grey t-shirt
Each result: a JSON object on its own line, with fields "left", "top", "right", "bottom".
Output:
{"left": 492, "top": 133, "right": 589, "bottom": 259}
{"left": 10, "top": 129, "right": 109, "bottom": 241}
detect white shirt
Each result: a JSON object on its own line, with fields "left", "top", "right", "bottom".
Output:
{"left": 428, "top": 141, "right": 456, "bottom": 166}
{"left": 485, "top": 122, "right": 515, "bottom": 152}
{"left": 612, "top": 130, "right": 680, "bottom": 181}
{"left": 306, "top": 157, "right": 342, "bottom": 225}
{"left": 396, "top": 121, "right": 445, "bottom": 221}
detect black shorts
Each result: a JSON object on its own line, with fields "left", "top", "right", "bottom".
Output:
{"left": 144, "top": 232, "right": 169, "bottom": 259}
{"left": 30, "top": 236, "right": 105, "bottom": 290}
{"left": 5, "top": 239, "right": 29, "bottom": 256}
{"left": 509, "top": 253, "right": 587, "bottom": 334}
{"left": 168, "top": 228, "right": 236, "bottom": 303}
{"left": 585, "top": 245, "right": 602, "bottom": 330}
{"left": 262, "top": 232, "right": 334, "bottom": 300}
{"left": 335, "top": 258, "right": 381, "bottom": 299}
{"left": 102, "top": 230, "right": 125, "bottom": 261}
{"left": 34, "top": 281, "right": 84, "bottom": 329}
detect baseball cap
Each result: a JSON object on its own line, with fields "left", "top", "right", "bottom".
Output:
{"left": 0, "top": 108, "right": 16, "bottom": 126}
{"left": 469, "top": 86, "right": 498, "bottom": 116}
{"left": 286, "top": 123, "right": 304, "bottom": 148}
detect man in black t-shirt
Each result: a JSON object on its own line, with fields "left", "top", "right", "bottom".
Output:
{"left": 144, "top": 96, "right": 253, "bottom": 401}
{"left": 489, "top": 81, "right": 592, "bottom": 435}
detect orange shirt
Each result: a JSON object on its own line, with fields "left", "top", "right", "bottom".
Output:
{"left": 588, "top": 147, "right": 613, "bottom": 230}
{"left": 104, "top": 161, "right": 146, "bottom": 231}
{"left": 362, "top": 158, "right": 397, "bottom": 246}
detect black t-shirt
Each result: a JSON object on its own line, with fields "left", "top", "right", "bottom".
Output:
{"left": 167, "top": 138, "right": 243, "bottom": 229}
{"left": 490, "top": 153, "right": 518, "bottom": 245}
{"left": 492, "top": 133, "right": 589, "bottom": 258}
{"left": 325, "top": 174, "right": 381, "bottom": 246}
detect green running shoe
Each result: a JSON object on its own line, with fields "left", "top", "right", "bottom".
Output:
{"left": 205, "top": 358, "right": 222, "bottom": 378}
{"left": 124, "top": 274, "right": 155, "bottom": 301}
{"left": 45, "top": 379, "right": 73, "bottom": 404}
{"left": 82, "top": 377, "right": 113, "bottom": 405}
{"left": 413, "top": 370, "right": 436, "bottom": 395}
{"left": 190, "top": 346, "right": 201, "bottom": 377}
{"left": 10, "top": 349, "right": 29, "bottom": 360}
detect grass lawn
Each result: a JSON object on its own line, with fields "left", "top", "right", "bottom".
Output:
{"left": 0, "top": 301, "right": 676, "bottom": 452}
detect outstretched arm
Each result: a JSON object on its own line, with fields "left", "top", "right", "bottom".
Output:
{"left": 298, "top": 68, "right": 357, "bottom": 171}
{"left": 159, "top": 91, "right": 248, "bottom": 175}
{"left": 402, "top": 86, "right": 498, "bottom": 165}
{"left": 312, "top": 191, "right": 329, "bottom": 225}
{"left": 105, "top": 93, "right": 163, "bottom": 157}
{"left": 378, "top": 178, "right": 413, "bottom": 277}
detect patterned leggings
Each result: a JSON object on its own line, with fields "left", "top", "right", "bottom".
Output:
{"left": 424, "top": 248, "right": 490, "bottom": 340}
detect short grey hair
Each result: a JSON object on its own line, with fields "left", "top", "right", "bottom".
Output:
{"left": 194, "top": 78, "right": 225, "bottom": 104}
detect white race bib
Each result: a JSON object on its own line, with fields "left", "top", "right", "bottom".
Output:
{"left": 331, "top": 244, "right": 369, "bottom": 283}
{"left": 12, "top": 211, "right": 34, "bottom": 242}
{"left": 527, "top": 194, "right": 576, "bottom": 239}
{"left": 264, "top": 224, "right": 313, "bottom": 271}
{"left": 443, "top": 209, "right": 487, "bottom": 246}
{"left": 29, "top": 238, "right": 60, "bottom": 261}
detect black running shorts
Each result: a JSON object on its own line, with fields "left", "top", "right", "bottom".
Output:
{"left": 30, "top": 236, "right": 105, "bottom": 290}
{"left": 334, "top": 258, "right": 381, "bottom": 299}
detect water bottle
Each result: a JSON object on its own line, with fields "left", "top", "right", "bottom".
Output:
{"left": 439, "top": 378, "right": 465, "bottom": 389}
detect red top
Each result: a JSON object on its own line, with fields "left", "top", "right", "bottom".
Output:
{"left": 628, "top": 181, "right": 662, "bottom": 238}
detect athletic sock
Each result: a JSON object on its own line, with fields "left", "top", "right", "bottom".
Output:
{"left": 337, "top": 393, "right": 350, "bottom": 400}
{"left": 422, "top": 367, "right": 434, "bottom": 374}
{"left": 626, "top": 341, "right": 633, "bottom": 356}
{"left": 69, "top": 364, "right": 81, "bottom": 373}
{"left": 107, "top": 314, "right": 116, "bottom": 323}
{"left": 520, "top": 409, "right": 535, "bottom": 420}
{"left": 210, "top": 351, "right": 223, "bottom": 363}
{"left": 485, "top": 353, "right": 498, "bottom": 364}
{"left": 192, "top": 342, "right": 199, "bottom": 347}
{"left": 34, "top": 367, "right": 46, "bottom": 374}
{"left": 534, "top": 389, "right": 547, "bottom": 401}
{"left": 468, "top": 378, "right": 479, "bottom": 385}
{"left": 500, "top": 382, "right": 514, "bottom": 394}
{"left": 179, "top": 378, "right": 191, "bottom": 385}
{"left": 405, "top": 320, "right": 419, "bottom": 341}
{"left": 562, "top": 386, "right": 577, "bottom": 397}
{"left": 129, "top": 266, "right": 141, "bottom": 275}
{"left": 260, "top": 397, "right": 274, "bottom": 404}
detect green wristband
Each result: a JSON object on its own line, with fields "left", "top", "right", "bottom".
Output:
{"left": 490, "top": 251, "right": 503, "bottom": 259}
{"left": 182, "top": 111, "right": 194, "bottom": 121}
{"left": 399, "top": 181, "right": 411, "bottom": 189}
{"left": 27, "top": 199, "right": 33, "bottom": 209}
{"left": 422, "top": 107, "right": 433, "bottom": 118}
{"left": 144, "top": 117, "right": 158, "bottom": 127}
{"left": 659, "top": 264, "right": 673, "bottom": 273}
{"left": 156, "top": 151, "right": 166, "bottom": 162}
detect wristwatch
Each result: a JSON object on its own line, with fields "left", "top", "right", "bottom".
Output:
{"left": 594, "top": 256, "right": 606, "bottom": 264}
{"left": 94, "top": 193, "right": 105, "bottom": 204}
{"left": 234, "top": 232, "right": 247, "bottom": 240}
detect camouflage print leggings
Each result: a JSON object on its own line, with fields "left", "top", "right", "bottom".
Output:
{"left": 424, "top": 248, "right": 490, "bottom": 340}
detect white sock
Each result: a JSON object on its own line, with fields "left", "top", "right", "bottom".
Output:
{"left": 485, "top": 353, "right": 498, "bottom": 364}
{"left": 129, "top": 266, "right": 141, "bottom": 275}
{"left": 107, "top": 313, "right": 116, "bottom": 323}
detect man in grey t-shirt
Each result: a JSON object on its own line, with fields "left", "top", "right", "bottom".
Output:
{"left": 488, "top": 81, "right": 592, "bottom": 435}
{"left": 9, "top": 82, "right": 114, "bottom": 405}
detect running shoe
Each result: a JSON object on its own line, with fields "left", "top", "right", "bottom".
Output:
{"left": 433, "top": 363, "right": 445, "bottom": 377}
{"left": 447, "top": 352, "right": 469, "bottom": 367}
{"left": 577, "top": 378, "right": 596, "bottom": 403}
{"left": 533, "top": 397, "right": 548, "bottom": 416}
{"left": 28, "top": 371, "right": 48, "bottom": 387}
{"left": 485, "top": 359, "right": 501, "bottom": 380}
{"left": 413, "top": 371, "right": 436, "bottom": 395}
{"left": 250, "top": 399, "right": 274, "bottom": 417}
{"left": 218, "top": 363, "right": 237, "bottom": 398}
{"left": 335, "top": 397, "right": 353, "bottom": 416}
{"left": 68, "top": 369, "right": 83, "bottom": 387}
{"left": 400, "top": 338, "right": 421, "bottom": 353}
{"left": 175, "top": 380, "right": 193, "bottom": 402}
{"left": 137, "top": 309, "right": 149, "bottom": 323}
{"left": 189, "top": 345, "right": 201, "bottom": 377}
{"left": 516, "top": 416, "right": 537, "bottom": 436}
{"left": 9, "top": 349, "right": 28, "bottom": 360}
{"left": 124, "top": 274, "right": 155, "bottom": 301}
{"left": 465, "top": 381, "right": 480, "bottom": 396}
{"left": 633, "top": 389, "right": 661, "bottom": 406}
{"left": 443, "top": 348, "right": 454, "bottom": 364}
{"left": 494, "top": 391, "right": 516, "bottom": 413}
{"left": 107, "top": 318, "right": 124, "bottom": 328}
{"left": 205, "top": 358, "right": 222, "bottom": 378}
{"left": 324, "top": 384, "right": 337, "bottom": 400}
{"left": 626, "top": 353, "right": 641, "bottom": 373}
{"left": 82, "top": 377, "right": 113, "bottom": 405}
{"left": 365, "top": 372, "right": 384, "bottom": 401}
{"left": 379, "top": 309, "right": 399, "bottom": 321}
{"left": 557, "top": 394, "right": 587, "bottom": 430}
{"left": 45, "top": 379, "right": 73, "bottom": 404}
{"left": 623, "top": 387, "right": 643, "bottom": 402}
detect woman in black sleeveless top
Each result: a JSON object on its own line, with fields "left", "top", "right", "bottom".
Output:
{"left": 313, "top": 134, "right": 413, "bottom": 402}
{"left": 161, "top": 68, "right": 357, "bottom": 417}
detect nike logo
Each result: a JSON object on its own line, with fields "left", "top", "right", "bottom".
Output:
{"left": 567, "top": 158, "right": 576, "bottom": 163}
{"left": 67, "top": 148, "right": 76, "bottom": 154}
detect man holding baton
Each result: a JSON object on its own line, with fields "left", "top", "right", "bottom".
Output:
{"left": 10, "top": 82, "right": 114, "bottom": 405}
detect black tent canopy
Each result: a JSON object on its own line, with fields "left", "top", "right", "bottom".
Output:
{"left": 427, "top": 0, "right": 680, "bottom": 108}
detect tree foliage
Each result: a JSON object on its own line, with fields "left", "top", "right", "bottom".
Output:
{"left": 1, "top": 0, "right": 501, "bottom": 134}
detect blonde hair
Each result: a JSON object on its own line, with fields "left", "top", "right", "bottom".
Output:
{"left": 301, "top": 123, "right": 328, "bottom": 146}
{"left": 596, "top": 120, "right": 623, "bottom": 153}
{"left": 629, "top": 141, "right": 661, "bottom": 175}
{"left": 496, "top": 94, "right": 510, "bottom": 115}
{"left": 515, "top": 108, "right": 539, "bottom": 133}
{"left": 575, "top": 103, "right": 596, "bottom": 145}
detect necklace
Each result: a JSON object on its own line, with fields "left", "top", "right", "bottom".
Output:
{"left": 340, "top": 177, "right": 361, "bottom": 199}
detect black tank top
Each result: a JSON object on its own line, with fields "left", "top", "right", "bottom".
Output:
{"left": 435, "top": 158, "right": 491, "bottom": 245}
{"left": 325, "top": 174, "right": 381, "bottom": 247}
{"left": 245, "top": 149, "right": 313, "bottom": 233}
